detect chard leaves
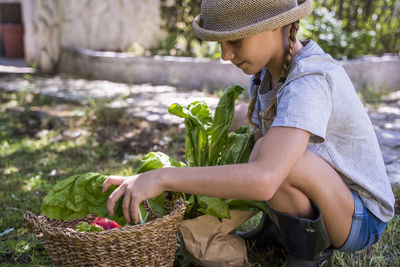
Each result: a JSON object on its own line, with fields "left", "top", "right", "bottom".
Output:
{"left": 220, "top": 126, "right": 254, "bottom": 165}
{"left": 169, "top": 101, "right": 212, "bottom": 167}
{"left": 208, "top": 85, "right": 244, "bottom": 165}
{"left": 167, "top": 84, "right": 267, "bottom": 220}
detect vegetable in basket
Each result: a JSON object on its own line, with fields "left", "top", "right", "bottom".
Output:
{"left": 75, "top": 222, "right": 103, "bottom": 232}
{"left": 74, "top": 217, "right": 120, "bottom": 232}
{"left": 91, "top": 217, "right": 121, "bottom": 230}
{"left": 41, "top": 166, "right": 183, "bottom": 226}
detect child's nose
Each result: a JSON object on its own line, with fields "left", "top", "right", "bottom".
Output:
{"left": 220, "top": 43, "right": 235, "bottom": 61}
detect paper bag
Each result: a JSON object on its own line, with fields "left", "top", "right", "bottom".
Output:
{"left": 180, "top": 209, "right": 257, "bottom": 267}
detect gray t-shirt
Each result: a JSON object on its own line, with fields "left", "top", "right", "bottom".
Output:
{"left": 250, "top": 40, "right": 395, "bottom": 222}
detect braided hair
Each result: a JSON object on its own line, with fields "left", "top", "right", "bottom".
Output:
{"left": 247, "top": 21, "right": 300, "bottom": 130}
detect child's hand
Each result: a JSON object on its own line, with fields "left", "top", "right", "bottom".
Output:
{"left": 102, "top": 172, "right": 163, "bottom": 224}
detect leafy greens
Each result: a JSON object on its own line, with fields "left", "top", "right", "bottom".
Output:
{"left": 41, "top": 84, "right": 268, "bottom": 223}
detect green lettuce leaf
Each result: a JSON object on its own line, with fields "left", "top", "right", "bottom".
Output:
{"left": 226, "top": 199, "right": 269, "bottom": 214}
{"left": 137, "top": 151, "right": 185, "bottom": 174}
{"left": 197, "top": 196, "right": 231, "bottom": 219}
{"left": 147, "top": 191, "right": 166, "bottom": 218}
{"left": 75, "top": 222, "right": 103, "bottom": 232}
{"left": 41, "top": 172, "right": 121, "bottom": 220}
{"left": 137, "top": 151, "right": 186, "bottom": 218}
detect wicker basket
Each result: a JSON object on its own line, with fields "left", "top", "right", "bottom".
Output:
{"left": 24, "top": 198, "right": 186, "bottom": 267}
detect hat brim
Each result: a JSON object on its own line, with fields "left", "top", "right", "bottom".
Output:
{"left": 192, "top": 0, "right": 312, "bottom": 41}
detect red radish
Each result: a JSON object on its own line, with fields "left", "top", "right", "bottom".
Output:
{"left": 90, "top": 217, "right": 120, "bottom": 230}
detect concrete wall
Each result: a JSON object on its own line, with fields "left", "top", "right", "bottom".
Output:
{"left": 59, "top": 46, "right": 252, "bottom": 92}
{"left": 59, "top": 0, "right": 162, "bottom": 52}
{"left": 20, "top": 0, "right": 162, "bottom": 72}
{"left": 341, "top": 56, "right": 400, "bottom": 93}
{"left": 22, "top": 0, "right": 60, "bottom": 72}
{"left": 59, "top": 46, "right": 400, "bottom": 94}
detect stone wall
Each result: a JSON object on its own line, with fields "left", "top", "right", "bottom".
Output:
{"left": 59, "top": 0, "right": 162, "bottom": 51}
{"left": 22, "top": 0, "right": 60, "bottom": 72}
{"left": 342, "top": 56, "right": 400, "bottom": 93}
{"left": 59, "top": 46, "right": 400, "bottom": 94}
{"left": 21, "top": 0, "right": 162, "bottom": 72}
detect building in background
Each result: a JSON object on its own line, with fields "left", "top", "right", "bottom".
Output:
{"left": 0, "top": 0, "right": 24, "bottom": 58}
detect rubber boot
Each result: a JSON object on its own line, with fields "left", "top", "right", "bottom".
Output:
{"left": 236, "top": 212, "right": 284, "bottom": 249}
{"left": 267, "top": 201, "right": 333, "bottom": 267}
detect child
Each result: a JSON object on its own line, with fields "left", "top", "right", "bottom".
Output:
{"left": 103, "top": 0, "right": 395, "bottom": 265}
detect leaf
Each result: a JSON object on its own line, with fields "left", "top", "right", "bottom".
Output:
{"left": 137, "top": 151, "right": 185, "bottom": 174}
{"left": 220, "top": 126, "right": 254, "bottom": 165}
{"left": 137, "top": 152, "right": 185, "bottom": 218}
{"left": 167, "top": 85, "right": 270, "bottom": 220}
{"left": 169, "top": 101, "right": 212, "bottom": 166}
{"left": 209, "top": 85, "right": 244, "bottom": 165}
{"left": 225, "top": 199, "right": 269, "bottom": 214}
{"left": 75, "top": 222, "right": 103, "bottom": 232}
{"left": 197, "top": 196, "right": 231, "bottom": 219}
{"left": 147, "top": 192, "right": 165, "bottom": 218}
{"left": 41, "top": 172, "right": 121, "bottom": 220}
{"left": 168, "top": 103, "right": 190, "bottom": 119}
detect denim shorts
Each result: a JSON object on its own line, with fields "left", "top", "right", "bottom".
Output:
{"left": 338, "top": 190, "right": 388, "bottom": 252}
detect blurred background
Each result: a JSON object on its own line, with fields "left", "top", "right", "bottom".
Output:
{"left": 0, "top": 0, "right": 399, "bottom": 68}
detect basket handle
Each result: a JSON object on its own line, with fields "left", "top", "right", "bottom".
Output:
{"left": 24, "top": 210, "right": 61, "bottom": 236}
{"left": 24, "top": 210, "right": 44, "bottom": 234}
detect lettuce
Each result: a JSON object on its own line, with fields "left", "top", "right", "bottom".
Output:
{"left": 41, "top": 172, "right": 122, "bottom": 220}
{"left": 137, "top": 151, "right": 186, "bottom": 173}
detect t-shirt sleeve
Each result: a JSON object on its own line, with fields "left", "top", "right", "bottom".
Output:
{"left": 271, "top": 74, "right": 332, "bottom": 143}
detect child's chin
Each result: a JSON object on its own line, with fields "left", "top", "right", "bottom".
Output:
{"left": 242, "top": 68, "right": 256, "bottom": 75}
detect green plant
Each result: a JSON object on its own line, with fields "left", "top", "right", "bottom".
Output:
{"left": 300, "top": 0, "right": 400, "bottom": 59}
{"left": 147, "top": 0, "right": 221, "bottom": 59}
{"left": 154, "top": 0, "right": 399, "bottom": 59}
{"left": 139, "top": 85, "right": 268, "bottom": 220}
{"left": 356, "top": 82, "right": 392, "bottom": 104}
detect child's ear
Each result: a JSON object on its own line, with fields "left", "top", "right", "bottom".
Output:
{"left": 271, "top": 27, "right": 284, "bottom": 33}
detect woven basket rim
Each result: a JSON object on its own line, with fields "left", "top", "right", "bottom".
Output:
{"left": 24, "top": 198, "right": 187, "bottom": 267}
{"left": 24, "top": 198, "right": 186, "bottom": 237}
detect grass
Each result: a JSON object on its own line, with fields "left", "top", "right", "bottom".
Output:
{"left": 0, "top": 88, "right": 399, "bottom": 266}
{"left": 0, "top": 89, "right": 184, "bottom": 266}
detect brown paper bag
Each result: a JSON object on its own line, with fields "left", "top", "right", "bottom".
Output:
{"left": 180, "top": 209, "right": 257, "bottom": 267}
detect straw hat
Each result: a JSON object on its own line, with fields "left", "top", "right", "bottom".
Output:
{"left": 192, "top": 0, "right": 313, "bottom": 41}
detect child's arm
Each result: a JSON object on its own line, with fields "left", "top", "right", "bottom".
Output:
{"left": 160, "top": 126, "right": 309, "bottom": 200}
{"left": 104, "top": 126, "right": 310, "bottom": 223}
